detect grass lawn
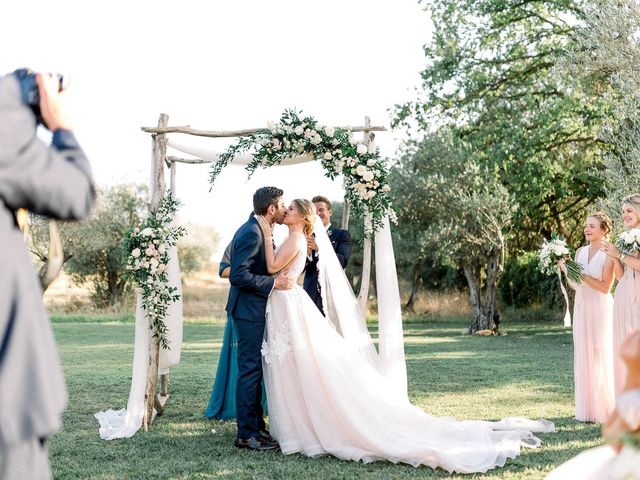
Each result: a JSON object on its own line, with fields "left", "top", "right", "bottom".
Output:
{"left": 48, "top": 314, "right": 600, "bottom": 479}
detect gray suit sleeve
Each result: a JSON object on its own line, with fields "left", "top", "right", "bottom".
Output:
{"left": 0, "top": 75, "right": 95, "bottom": 220}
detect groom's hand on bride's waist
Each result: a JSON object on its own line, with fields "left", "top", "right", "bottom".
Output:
{"left": 274, "top": 272, "right": 294, "bottom": 290}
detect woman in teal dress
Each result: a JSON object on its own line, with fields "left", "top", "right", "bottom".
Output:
{"left": 204, "top": 242, "right": 267, "bottom": 420}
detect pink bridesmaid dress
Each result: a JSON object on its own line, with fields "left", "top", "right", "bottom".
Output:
{"left": 572, "top": 247, "right": 616, "bottom": 422}
{"left": 612, "top": 263, "right": 640, "bottom": 395}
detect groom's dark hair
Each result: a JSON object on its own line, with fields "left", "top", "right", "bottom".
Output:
{"left": 253, "top": 186, "right": 283, "bottom": 215}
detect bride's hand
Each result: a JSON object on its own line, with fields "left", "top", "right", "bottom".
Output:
{"left": 256, "top": 215, "right": 272, "bottom": 239}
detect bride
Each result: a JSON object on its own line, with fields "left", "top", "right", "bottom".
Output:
{"left": 256, "top": 199, "right": 554, "bottom": 474}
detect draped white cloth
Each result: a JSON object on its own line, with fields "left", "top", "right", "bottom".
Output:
{"left": 94, "top": 245, "right": 183, "bottom": 440}
{"left": 167, "top": 137, "right": 313, "bottom": 165}
{"left": 316, "top": 215, "right": 407, "bottom": 396}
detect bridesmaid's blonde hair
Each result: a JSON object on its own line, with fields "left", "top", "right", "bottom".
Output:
{"left": 623, "top": 193, "right": 640, "bottom": 217}
{"left": 588, "top": 211, "right": 612, "bottom": 239}
{"left": 293, "top": 199, "right": 316, "bottom": 236}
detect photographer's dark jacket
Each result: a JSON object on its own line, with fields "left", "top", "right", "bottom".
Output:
{"left": 0, "top": 74, "right": 95, "bottom": 448}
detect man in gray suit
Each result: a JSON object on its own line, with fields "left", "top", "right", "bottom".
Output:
{"left": 0, "top": 72, "right": 95, "bottom": 479}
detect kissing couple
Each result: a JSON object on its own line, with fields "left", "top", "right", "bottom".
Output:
{"left": 225, "top": 186, "right": 554, "bottom": 474}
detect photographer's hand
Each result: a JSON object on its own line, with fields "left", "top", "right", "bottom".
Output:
{"left": 36, "top": 74, "right": 72, "bottom": 131}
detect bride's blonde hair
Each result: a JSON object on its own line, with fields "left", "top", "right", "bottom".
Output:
{"left": 293, "top": 199, "right": 316, "bottom": 236}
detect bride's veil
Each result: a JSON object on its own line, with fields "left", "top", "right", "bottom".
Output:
{"left": 313, "top": 214, "right": 408, "bottom": 399}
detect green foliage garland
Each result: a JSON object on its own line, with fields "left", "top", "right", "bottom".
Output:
{"left": 122, "top": 192, "right": 186, "bottom": 349}
{"left": 209, "top": 109, "right": 393, "bottom": 233}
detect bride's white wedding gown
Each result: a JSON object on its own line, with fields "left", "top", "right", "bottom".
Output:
{"left": 261, "top": 229, "right": 554, "bottom": 474}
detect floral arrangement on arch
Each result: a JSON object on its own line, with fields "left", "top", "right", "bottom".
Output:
{"left": 122, "top": 192, "right": 186, "bottom": 349}
{"left": 208, "top": 109, "right": 394, "bottom": 234}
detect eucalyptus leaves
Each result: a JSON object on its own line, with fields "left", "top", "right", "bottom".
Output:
{"left": 209, "top": 109, "right": 393, "bottom": 233}
{"left": 122, "top": 192, "right": 185, "bottom": 349}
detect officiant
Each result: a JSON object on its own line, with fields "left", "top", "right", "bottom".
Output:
{"left": 303, "top": 195, "right": 352, "bottom": 315}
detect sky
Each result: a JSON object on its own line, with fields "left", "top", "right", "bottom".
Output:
{"left": 1, "top": 0, "right": 432, "bottom": 254}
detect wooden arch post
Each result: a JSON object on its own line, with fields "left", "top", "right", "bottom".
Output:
{"left": 356, "top": 116, "right": 373, "bottom": 314}
{"left": 144, "top": 113, "right": 169, "bottom": 429}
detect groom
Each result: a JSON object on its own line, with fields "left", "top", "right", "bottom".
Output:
{"left": 226, "top": 186, "right": 292, "bottom": 451}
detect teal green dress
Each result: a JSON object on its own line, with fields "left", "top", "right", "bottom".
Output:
{"left": 205, "top": 244, "right": 267, "bottom": 420}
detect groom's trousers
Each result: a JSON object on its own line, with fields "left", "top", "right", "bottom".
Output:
{"left": 234, "top": 317, "right": 267, "bottom": 439}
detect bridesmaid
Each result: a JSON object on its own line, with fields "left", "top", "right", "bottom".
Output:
{"left": 204, "top": 242, "right": 267, "bottom": 420}
{"left": 566, "top": 212, "right": 616, "bottom": 423}
{"left": 601, "top": 193, "right": 640, "bottom": 396}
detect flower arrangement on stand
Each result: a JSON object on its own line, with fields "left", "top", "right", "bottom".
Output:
{"left": 209, "top": 109, "right": 394, "bottom": 234}
{"left": 122, "top": 192, "right": 186, "bottom": 349}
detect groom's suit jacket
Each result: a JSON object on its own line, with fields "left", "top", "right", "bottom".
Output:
{"left": 226, "top": 216, "right": 275, "bottom": 322}
{"left": 303, "top": 226, "right": 352, "bottom": 312}
{"left": 0, "top": 74, "right": 95, "bottom": 448}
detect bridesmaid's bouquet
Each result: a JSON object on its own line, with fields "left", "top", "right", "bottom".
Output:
{"left": 538, "top": 236, "right": 584, "bottom": 284}
{"left": 616, "top": 228, "right": 640, "bottom": 257}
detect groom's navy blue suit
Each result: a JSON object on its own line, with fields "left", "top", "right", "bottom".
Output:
{"left": 226, "top": 216, "right": 274, "bottom": 440}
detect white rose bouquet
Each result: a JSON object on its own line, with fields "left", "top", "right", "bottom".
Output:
{"left": 538, "top": 236, "right": 584, "bottom": 284}
{"left": 616, "top": 228, "right": 640, "bottom": 258}
{"left": 122, "top": 192, "right": 186, "bottom": 349}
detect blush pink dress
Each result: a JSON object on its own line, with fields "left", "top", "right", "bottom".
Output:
{"left": 572, "top": 247, "right": 615, "bottom": 423}
{"left": 612, "top": 261, "right": 640, "bottom": 395}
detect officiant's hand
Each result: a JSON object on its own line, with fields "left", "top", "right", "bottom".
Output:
{"left": 274, "top": 271, "right": 293, "bottom": 290}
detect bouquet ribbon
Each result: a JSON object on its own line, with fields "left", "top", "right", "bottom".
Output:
{"left": 557, "top": 268, "right": 571, "bottom": 327}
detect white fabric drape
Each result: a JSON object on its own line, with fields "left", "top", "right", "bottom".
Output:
{"left": 167, "top": 137, "right": 313, "bottom": 166}
{"left": 95, "top": 245, "right": 183, "bottom": 440}
{"left": 315, "top": 214, "right": 408, "bottom": 399}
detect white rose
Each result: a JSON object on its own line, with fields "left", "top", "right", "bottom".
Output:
{"left": 382, "top": 185, "right": 391, "bottom": 192}
{"left": 158, "top": 244, "right": 166, "bottom": 255}
{"left": 367, "top": 190, "right": 377, "bottom": 199}
{"left": 324, "top": 126, "right": 335, "bottom": 137}
{"left": 348, "top": 134, "right": 357, "bottom": 145}
{"left": 131, "top": 248, "right": 141, "bottom": 258}
{"left": 367, "top": 159, "right": 376, "bottom": 167}
{"left": 323, "top": 152, "right": 332, "bottom": 160}
{"left": 335, "top": 161, "right": 344, "bottom": 171}
{"left": 362, "top": 171, "right": 374, "bottom": 182}
{"left": 141, "top": 227, "right": 153, "bottom": 237}
{"left": 356, "top": 144, "right": 367, "bottom": 155}
{"left": 266, "top": 121, "right": 277, "bottom": 133}
{"left": 150, "top": 258, "right": 159, "bottom": 268}
{"left": 356, "top": 165, "right": 367, "bottom": 176}
{"left": 294, "top": 125, "right": 304, "bottom": 135}
{"left": 311, "top": 135, "right": 322, "bottom": 145}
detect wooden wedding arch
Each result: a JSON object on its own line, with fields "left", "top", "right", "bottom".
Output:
{"left": 139, "top": 113, "right": 387, "bottom": 428}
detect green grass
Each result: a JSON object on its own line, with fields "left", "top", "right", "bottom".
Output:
{"left": 49, "top": 315, "right": 600, "bottom": 479}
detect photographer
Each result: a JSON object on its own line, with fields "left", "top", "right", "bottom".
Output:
{"left": 0, "top": 71, "right": 95, "bottom": 479}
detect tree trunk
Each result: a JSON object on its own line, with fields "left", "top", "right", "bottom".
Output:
{"left": 404, "top": 262, "right": 422, "bottom": 313}
{"left": 463, "top": 249, "right": 504, "bottom": 334}
{"left": 463, "top": 263, "right": 489, "bottom": 332}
